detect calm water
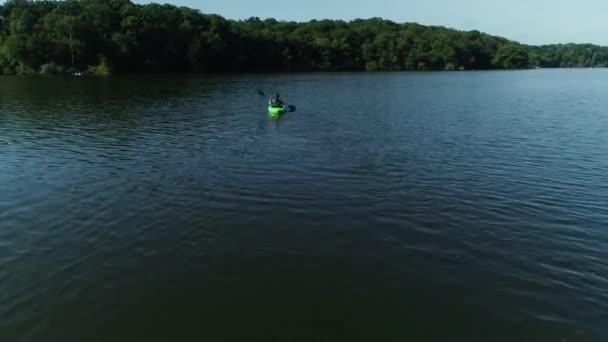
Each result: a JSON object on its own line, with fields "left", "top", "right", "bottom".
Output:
{"left": 1, "top": 70, "right": 607, "bottom": 341}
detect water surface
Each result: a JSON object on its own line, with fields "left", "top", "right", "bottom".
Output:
{"left": 1, "top": 70, "right": 607, "bottom": 341}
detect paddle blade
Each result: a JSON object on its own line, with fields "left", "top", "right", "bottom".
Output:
{"left": 257, "top": 90, "right": 266, "bottom": 97}
{"left": 288, "top": 105, "right": 296, "bottom": 112}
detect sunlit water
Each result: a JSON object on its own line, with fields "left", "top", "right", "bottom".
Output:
{"left": 1, "top": 70, "right": 607, "bottom": 341}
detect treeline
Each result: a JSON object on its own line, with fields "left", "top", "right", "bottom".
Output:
{"left": 1, "top": 0, "right": 608, "bottom": 75}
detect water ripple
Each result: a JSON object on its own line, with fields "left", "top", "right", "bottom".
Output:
{"left": 1, "top": 71, "right": 608, "bottom": 341}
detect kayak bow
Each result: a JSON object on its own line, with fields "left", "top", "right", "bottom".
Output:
{"left": 268, "top": 104, "right": 288, "bottom": 117}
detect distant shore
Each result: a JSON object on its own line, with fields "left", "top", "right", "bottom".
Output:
{"left": 4, "top": 67, "right": 608, "bottom": 78}
{"left": 1, "top": 1, "right": 607, "bottom": 75}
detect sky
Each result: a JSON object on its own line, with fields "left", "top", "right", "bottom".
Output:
{"left": 134, "top": 0, "right": 608, "bottom": 46}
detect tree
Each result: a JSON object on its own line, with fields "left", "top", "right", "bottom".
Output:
{"left": 43, "top": 11, "right": 79, "bottom": 66}
{"left": 1, "top": 0, "right": 608, "bottom": 74}
{"left": 493, "top": 44, "right": 530, "bottom": 69}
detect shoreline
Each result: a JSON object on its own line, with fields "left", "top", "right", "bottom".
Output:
{"left": 1, "top": 67, "right": 606, "bottom": 78}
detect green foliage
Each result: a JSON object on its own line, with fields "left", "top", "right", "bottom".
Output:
{"left": 0, "top": 0, "right": 607, "bottom": 74}
{"left": 87, "top": 55, "right": 111, "bottom": 76}
{"left": 15, "top": 63, "right": 34, "bottom": 75}
{"left": 493, "top": 44, "right": 530, "bottom": 69}
{"left": 40, "top": 62, "right": 59, "bottom": 75}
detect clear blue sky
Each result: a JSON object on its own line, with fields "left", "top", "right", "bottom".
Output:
{"left": 135, "top": 0, "right": 608, "bottom": 46}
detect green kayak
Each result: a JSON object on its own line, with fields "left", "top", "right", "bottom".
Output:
{"left": 268, "top": 104, "right": 288, "bottom": 117}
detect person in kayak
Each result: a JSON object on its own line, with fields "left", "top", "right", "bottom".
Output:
{"left": 269, "top": 93, "right": 284, "bottom": 107}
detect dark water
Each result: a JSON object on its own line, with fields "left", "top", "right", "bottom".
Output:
{"left": 1, "top": 70, "right": 607, "bottom": 341}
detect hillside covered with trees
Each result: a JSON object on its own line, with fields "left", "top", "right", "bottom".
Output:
{"left": 1, "top": 0, "right": 608, "bottom": 75}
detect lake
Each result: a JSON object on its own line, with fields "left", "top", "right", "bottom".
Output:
{"left": 1, "top": 70, "right": 607, "bottom": 341}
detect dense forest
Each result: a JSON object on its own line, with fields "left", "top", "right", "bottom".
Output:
{"left": 1, "top": 0, "right": 608, "bottom": 75}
